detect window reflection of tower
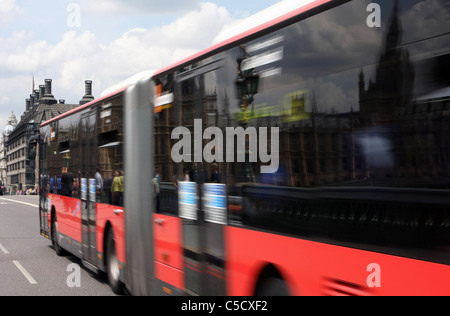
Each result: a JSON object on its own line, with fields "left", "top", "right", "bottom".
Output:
{"left": 359, "top": 1, "right": 414, "bottom": 128}
{"left": 358, "top": 0, "right": 427, "bottom": 184}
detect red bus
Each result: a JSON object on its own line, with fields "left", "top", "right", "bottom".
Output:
{"left": 34, "top": 0, "right": 450, "bottom": 295}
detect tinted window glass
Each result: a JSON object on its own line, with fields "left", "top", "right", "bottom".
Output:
{"left": 156, "top": 0, "right": 450, "bottom": 252}
{"left": 97, "top": 96, "right": 124, "bottom": 206}
{"left": 218, "top": 0, "right": 450, "bottom": 189}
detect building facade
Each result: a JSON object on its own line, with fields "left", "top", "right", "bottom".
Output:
{"left": 0, "top": 113, "right": 18, "bottom": 192}
{"left": 5, "top": 79, "right": 94, "bottom": 193}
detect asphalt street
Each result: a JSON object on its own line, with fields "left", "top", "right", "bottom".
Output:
{"left": 0, "top": 195, "right": 117, "bottom": 296}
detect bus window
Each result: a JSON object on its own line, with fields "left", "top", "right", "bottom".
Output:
{"left": 97, "top": 99, "right": 124, "bottom": 206}
{"left": 154, "top": 75, "right": 179, "bottom": 216}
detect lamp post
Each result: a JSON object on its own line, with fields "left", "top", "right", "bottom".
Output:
{"left": 235, "top": 46, "right": 260, "bottom": 182}
{"left": 235, "top": 46, "right": 259, "bottom": 112}
{"left": 26, "top": 121, "right": 39, "bottom": 190}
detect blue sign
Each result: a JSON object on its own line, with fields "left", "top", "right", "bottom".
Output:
{"left": 81, "top": 178, "right": 87, "bottom": 200}
{"left": 89, "top": 179, "right": 96, "bottom": 202}
{"left": 204, "top": 183, "right": 227, "bottom": 225}
{"left": 178, "top": 181, "right": 197, "bottom": 220}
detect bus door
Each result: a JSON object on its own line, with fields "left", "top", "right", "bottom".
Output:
{"left": 177, "top": 72, "right": 227, "bottom": 296}
{"left": 179, "top": 172, "right": 227, "bottom": 296}
{"left": 81, "top": 112, "right": 98, "bottom": 265}
{"left": 30, "top": 134, "right": 49, "bottom": 238}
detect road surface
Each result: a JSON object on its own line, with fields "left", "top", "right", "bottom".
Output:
{"left": 0, "top": 195, "right": 117, "bottom": 296}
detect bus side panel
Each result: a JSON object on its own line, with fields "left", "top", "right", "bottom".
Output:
{"left": 154, "top": 262, "right": 185, "bottom": 291}
{"left": 50, "top": 194, "right": 82, "bottom": 244}
{"left": 225, "top": 226, "right": 450, "bottom": 296}
{"left": 153, "top": 214, "right": 184, "bottom": 289}
{"left": 225, "top": 226, "right": 309, "bottom": 296}
{"left": 97, "top": 203, "right": 126, "bottom": 264}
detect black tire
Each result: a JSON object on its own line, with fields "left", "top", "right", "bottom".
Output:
{"left": 105, "top": 229, "right": 124, "bottom": 294}
{"left": 51, "top": 214, "right": 66, "bottom": 256}
{"left": 255, "top": 277, "right": 290, "bottom": 296}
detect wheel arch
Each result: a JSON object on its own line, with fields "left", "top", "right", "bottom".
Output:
{"left": 50, "top": 205, "right": 56, "bottom": 222}
{"left": 253, "top": 262, "right": 291, "bottom": 296}
{"left": 102, "top": 221, "right": 113, "bottom": 267}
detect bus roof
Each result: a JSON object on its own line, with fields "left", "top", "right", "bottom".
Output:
{"left": 40, "top": 86, "right": 127, "bottom": 128}
{"left": 99, "top": 69, "right": 156, "bottom": 98}
{"left": 41, "top": 68, "right": 157, "bottom": 127}
{"left": 153, "top": 0, "right": 330, "bottom": 77}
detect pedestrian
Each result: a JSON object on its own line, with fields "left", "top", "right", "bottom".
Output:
{"left": 153, "top": 166, "right": 160, "bottom": 212}
{"left": 95, "top": 168, "right": 103, "bottom": 202}
{"left": 61, "top": 168, "right": 73, "bottom": 197}
{"left": 172, "top": 166, "right": 180, "bottom": 189}
{"left": 211, "top": 163, "right": 222, "bottom": 183}
{"left": 111, "top": 171, "right": 122, "bottom": 206}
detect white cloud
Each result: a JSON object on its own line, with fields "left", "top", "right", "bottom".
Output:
{"left": 0, "top": 0, "right": 21, "bottom": 24}
{"left": 0, "top": 2, "right": 235, "bottom": 127}
{"left": 402, "top": 0, "right": 450, "bottom": 51}
{"left": 62, "top": 2, "right": 232, "bottom": 92}
{"left": 0, "top": 95, "right": 9, "bottom": 104}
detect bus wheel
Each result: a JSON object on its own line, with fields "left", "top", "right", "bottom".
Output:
{"left": 105, "top": 229, "right": 124, "bottom": 294}
{"left": 51, "top": 214, "right": 65, "bottom": 256}
{"left": 255, "top": 276, "right": 290, "bottom": 296}
{"left": 254, "top": 265, "right": 290, "bottom": 296}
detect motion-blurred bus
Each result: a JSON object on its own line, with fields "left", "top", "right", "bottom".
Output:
{"left": 33, "top": 0, "right": 450, "bottom": 295}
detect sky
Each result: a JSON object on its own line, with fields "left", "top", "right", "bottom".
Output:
{"left": 0, "top": 0, "right": 282, "bottom": 129}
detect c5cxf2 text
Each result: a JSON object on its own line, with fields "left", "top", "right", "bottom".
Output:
{"left": 225, "top": 300, "right": 268, "bottom": 311}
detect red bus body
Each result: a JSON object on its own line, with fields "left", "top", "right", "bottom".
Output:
{"left": 45, "top": 190, "right": 126, "bottom": 276}
{"left": 48, "top": 195, "right": 82, "bottom": 245}
{"left": 225, "top": 227, "right": 450, "bottom": 296}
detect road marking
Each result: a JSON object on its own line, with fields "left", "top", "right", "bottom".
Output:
{"left": 13, "top": 260, "right": 38, "bottom": 285}
{"left": 0, "top": 198, "right": 38, "bottom": 208}
{"left": 0, "top": 242, "right": 9, "bottom": 254}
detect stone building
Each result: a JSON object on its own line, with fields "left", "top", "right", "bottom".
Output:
{"left": 0, "top": 112, "right": 18, "bottom": 191}
{"left": 5, "top": 79, "right": 94, "bottom": 193}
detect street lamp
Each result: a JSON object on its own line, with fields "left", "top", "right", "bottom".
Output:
{"left": 235, "top": 46, "right": 260, "bottom": 101}
{"left": 235, "top": 77, "right": 245, "bottom": 99}
{"left": 245, "top": 74, "right": 259, "bottom": 98}
{"left": 235, "top": 74, "right": 259, "bottom": 98}
{"left": 234, "top": 46, "right": 260, "bottom": 183}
